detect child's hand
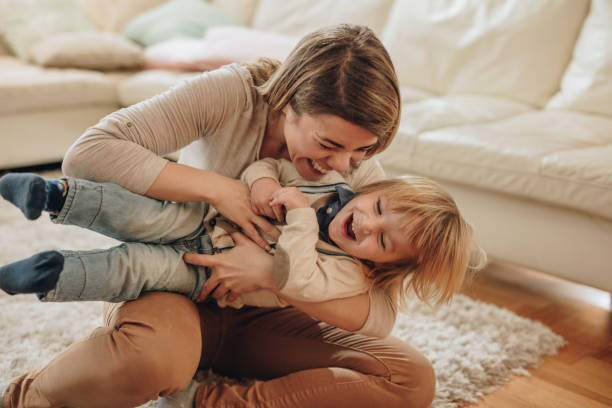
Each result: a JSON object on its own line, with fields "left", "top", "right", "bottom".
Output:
{"left": 269, "top": 187, "right": 309, "bottom": 217}
{"left": 250, "top": 177, "right": 284, "bottom": 222}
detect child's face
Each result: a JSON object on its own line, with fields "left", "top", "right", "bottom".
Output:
{"left": 328, "top": 192, "right": 415, "bottom": 264}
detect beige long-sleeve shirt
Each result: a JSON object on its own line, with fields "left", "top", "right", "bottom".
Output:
{"left": 240, "top": 157, "right": 384, "bottom": 303}
{"left": 62, "top": 63, "right": 396, "bottom": 337}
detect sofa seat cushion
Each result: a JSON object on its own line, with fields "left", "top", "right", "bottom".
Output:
{"left": 399, "top": 94, "right": 531, "bottom": 137}
{"left": 117, "top": 69, "right": 200, "bottom": 107}
{"left": 380, "top": 94, "right": 531, "bottom": 163}
{"left": 0, "top": 61, "right": 117, "bottom": 114}
{"left": 381, "top": 110, "right": 612, "bottom": 220}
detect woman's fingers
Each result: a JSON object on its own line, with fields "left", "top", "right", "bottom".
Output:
{"left": 183, "top": 252, "right": 216, "bottom": 267}
{"left": 211, "top": 283, "right": 230, "bottom": 300}
{"left": 271, "top": 204, "right": 285, "bottom": 223}
{"left": 226, "top": 291, "right": 239, "bottom": 303}
{"left": 230, "top": 230, "right": 251, "bottom": 245}
{"left": 184, "top": 252, "right": 220, "bottom": 301}
{"left": 197, "top": 268, "right": 223, "bottom": 301}
{"left": 241, "top": 221, "right": 272, "bottom": 251}
{"left": 251, "top": 216, "right": 281, "bottom": 241}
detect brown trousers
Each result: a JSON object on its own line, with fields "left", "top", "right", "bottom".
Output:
{"left": 3, "top": 292, "right": 435, "bottom": 408}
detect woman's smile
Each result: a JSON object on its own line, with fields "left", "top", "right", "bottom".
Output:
{"left": 310, "top": 159, "right": 329, "bottom": 175}
{"left": 282, "top": 105, "right": 377, "bottom": 181}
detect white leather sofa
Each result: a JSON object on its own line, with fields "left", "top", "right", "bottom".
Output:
{"left": 1, "top": 0, "right": 610, "bottom": 294}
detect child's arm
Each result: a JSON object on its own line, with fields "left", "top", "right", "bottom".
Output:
{"left": 184, "top": 231, "right": 397, "bottom": 337}
{"left": 241, "top": 158, "right": 285, "bottom": 222}
{"left": 270, "top": 188, "right": 370, "bottom": 302}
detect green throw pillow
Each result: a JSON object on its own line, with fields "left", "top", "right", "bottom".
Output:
{"left": 123, "top": 0, "right": 238, "bottom": 47}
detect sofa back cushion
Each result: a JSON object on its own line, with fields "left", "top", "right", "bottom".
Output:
{"left": 251, "top": 0, "right": 394, "bottom": 37}
{"left": 76, "top": 0, "right": 168, "bottom": 32}
{"left": 0, "top": 0, "right": 95, "bottom": 61}
{"left": 382, "top": 0, "right": 589, "bottom": 106}
{"left": 211, "top": 0, "right": 260, "bottom": 25}
{"left": 547, "top": 0, "right": 612, "bottom": 117}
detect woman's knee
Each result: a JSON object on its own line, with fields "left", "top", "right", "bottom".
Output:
{"left": 385, "top": 337, "right": 436, "bottom": 408}
{"left": 107, "top": 292, "right": 203, "bottom": 395}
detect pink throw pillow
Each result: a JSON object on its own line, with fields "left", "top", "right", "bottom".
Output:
{"left": 144, "top": 26, "right": 299, "bottom": 72}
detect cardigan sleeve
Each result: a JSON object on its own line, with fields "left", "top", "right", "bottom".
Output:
{"left": 62, "top": 65, "right": 254, "bottom": 194}
{"left": 240, "top": 158, "right": 282, "bottom": 189}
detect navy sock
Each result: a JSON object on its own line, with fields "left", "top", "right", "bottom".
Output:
{"left": 0, "top": 173, "right": 68, "bottom": 219}
{"left": 45, "top": 179, "right": 69, "bottom": 213}
{"left": 0, "top": 251, "right": 63, "bottom": 295}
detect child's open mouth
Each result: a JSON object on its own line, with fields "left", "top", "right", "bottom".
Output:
{"left": 343, "top": 213, "right": 356, "bottom": 240}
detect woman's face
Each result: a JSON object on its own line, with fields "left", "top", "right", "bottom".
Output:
{"left": 282, "top": 105, "right": 378, "bottom": 181}
{"left": 328, "top": 191, "right": 415, "bottom": 264}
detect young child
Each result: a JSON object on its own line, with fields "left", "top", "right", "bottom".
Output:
{"left": 0, "top": 158, "right": 484, "bottom": 309}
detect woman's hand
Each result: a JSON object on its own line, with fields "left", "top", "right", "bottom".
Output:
{"left": 184, "top": 232, "right": 276, "bottom": 302}
{"left": 210, "top": 177, "right": 281, "bottom": 250}
{"left": 146, "top": 162, "right": 280, "bottom": 250}
{"left": 185, "top": 232, "right": 372, "bottom": 333}
{"left": 250, "top": 177, "right": 284, "bottom": 222}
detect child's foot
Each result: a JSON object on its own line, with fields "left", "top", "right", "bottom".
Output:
{"left": 0, "top": 173, "right": 47, "bottom": 219}
{"left": 0, "top": 251, "right": 63, "bottom": 295}
{"left": 0, "top": 173, "right": 68, "bottom": 219}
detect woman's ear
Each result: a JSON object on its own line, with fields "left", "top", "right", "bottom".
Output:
{"left": 361, "top": 259, "right": 375, "bottom": 269}
{"left": 281, "top": 104, "right": 291, "bottom": 116}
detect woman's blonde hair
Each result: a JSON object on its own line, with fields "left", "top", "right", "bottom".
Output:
{"left": 243, "top": 24, "right": 401, "bottom": 156}
{"left": 358, "top": 177, "right": 487, "bottom": 310}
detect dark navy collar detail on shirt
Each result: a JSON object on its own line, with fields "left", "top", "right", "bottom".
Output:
{"left": 311, "top": 184, "right": 356, "bottom": 244}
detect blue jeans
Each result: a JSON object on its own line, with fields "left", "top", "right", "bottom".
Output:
{"left": 40, "top": 178, "right": 213, "bottom": 302}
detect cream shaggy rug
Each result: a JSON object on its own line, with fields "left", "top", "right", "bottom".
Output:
{"left": 0, "top": 171, "right": 566, "bottom": 408}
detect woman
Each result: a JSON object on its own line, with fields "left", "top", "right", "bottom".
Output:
{"left": 2, "top": 25, "right": 435, "bottom": 408}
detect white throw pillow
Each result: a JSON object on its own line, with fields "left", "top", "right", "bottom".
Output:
{"left": 30, "top": 32, "right": 145, "bottom": 71}
{"left": 252, "top": 0, "right": 395, "bottom": 37}
{"left": 547, "top": 0, "right": 612, "bottom": 117}
{"left": 382, "top": 0, "right": 590, "bottom": 107}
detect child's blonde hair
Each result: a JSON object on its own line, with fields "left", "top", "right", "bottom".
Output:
{"left": 358, "top": 176, "right": 487, "bottom": 309}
